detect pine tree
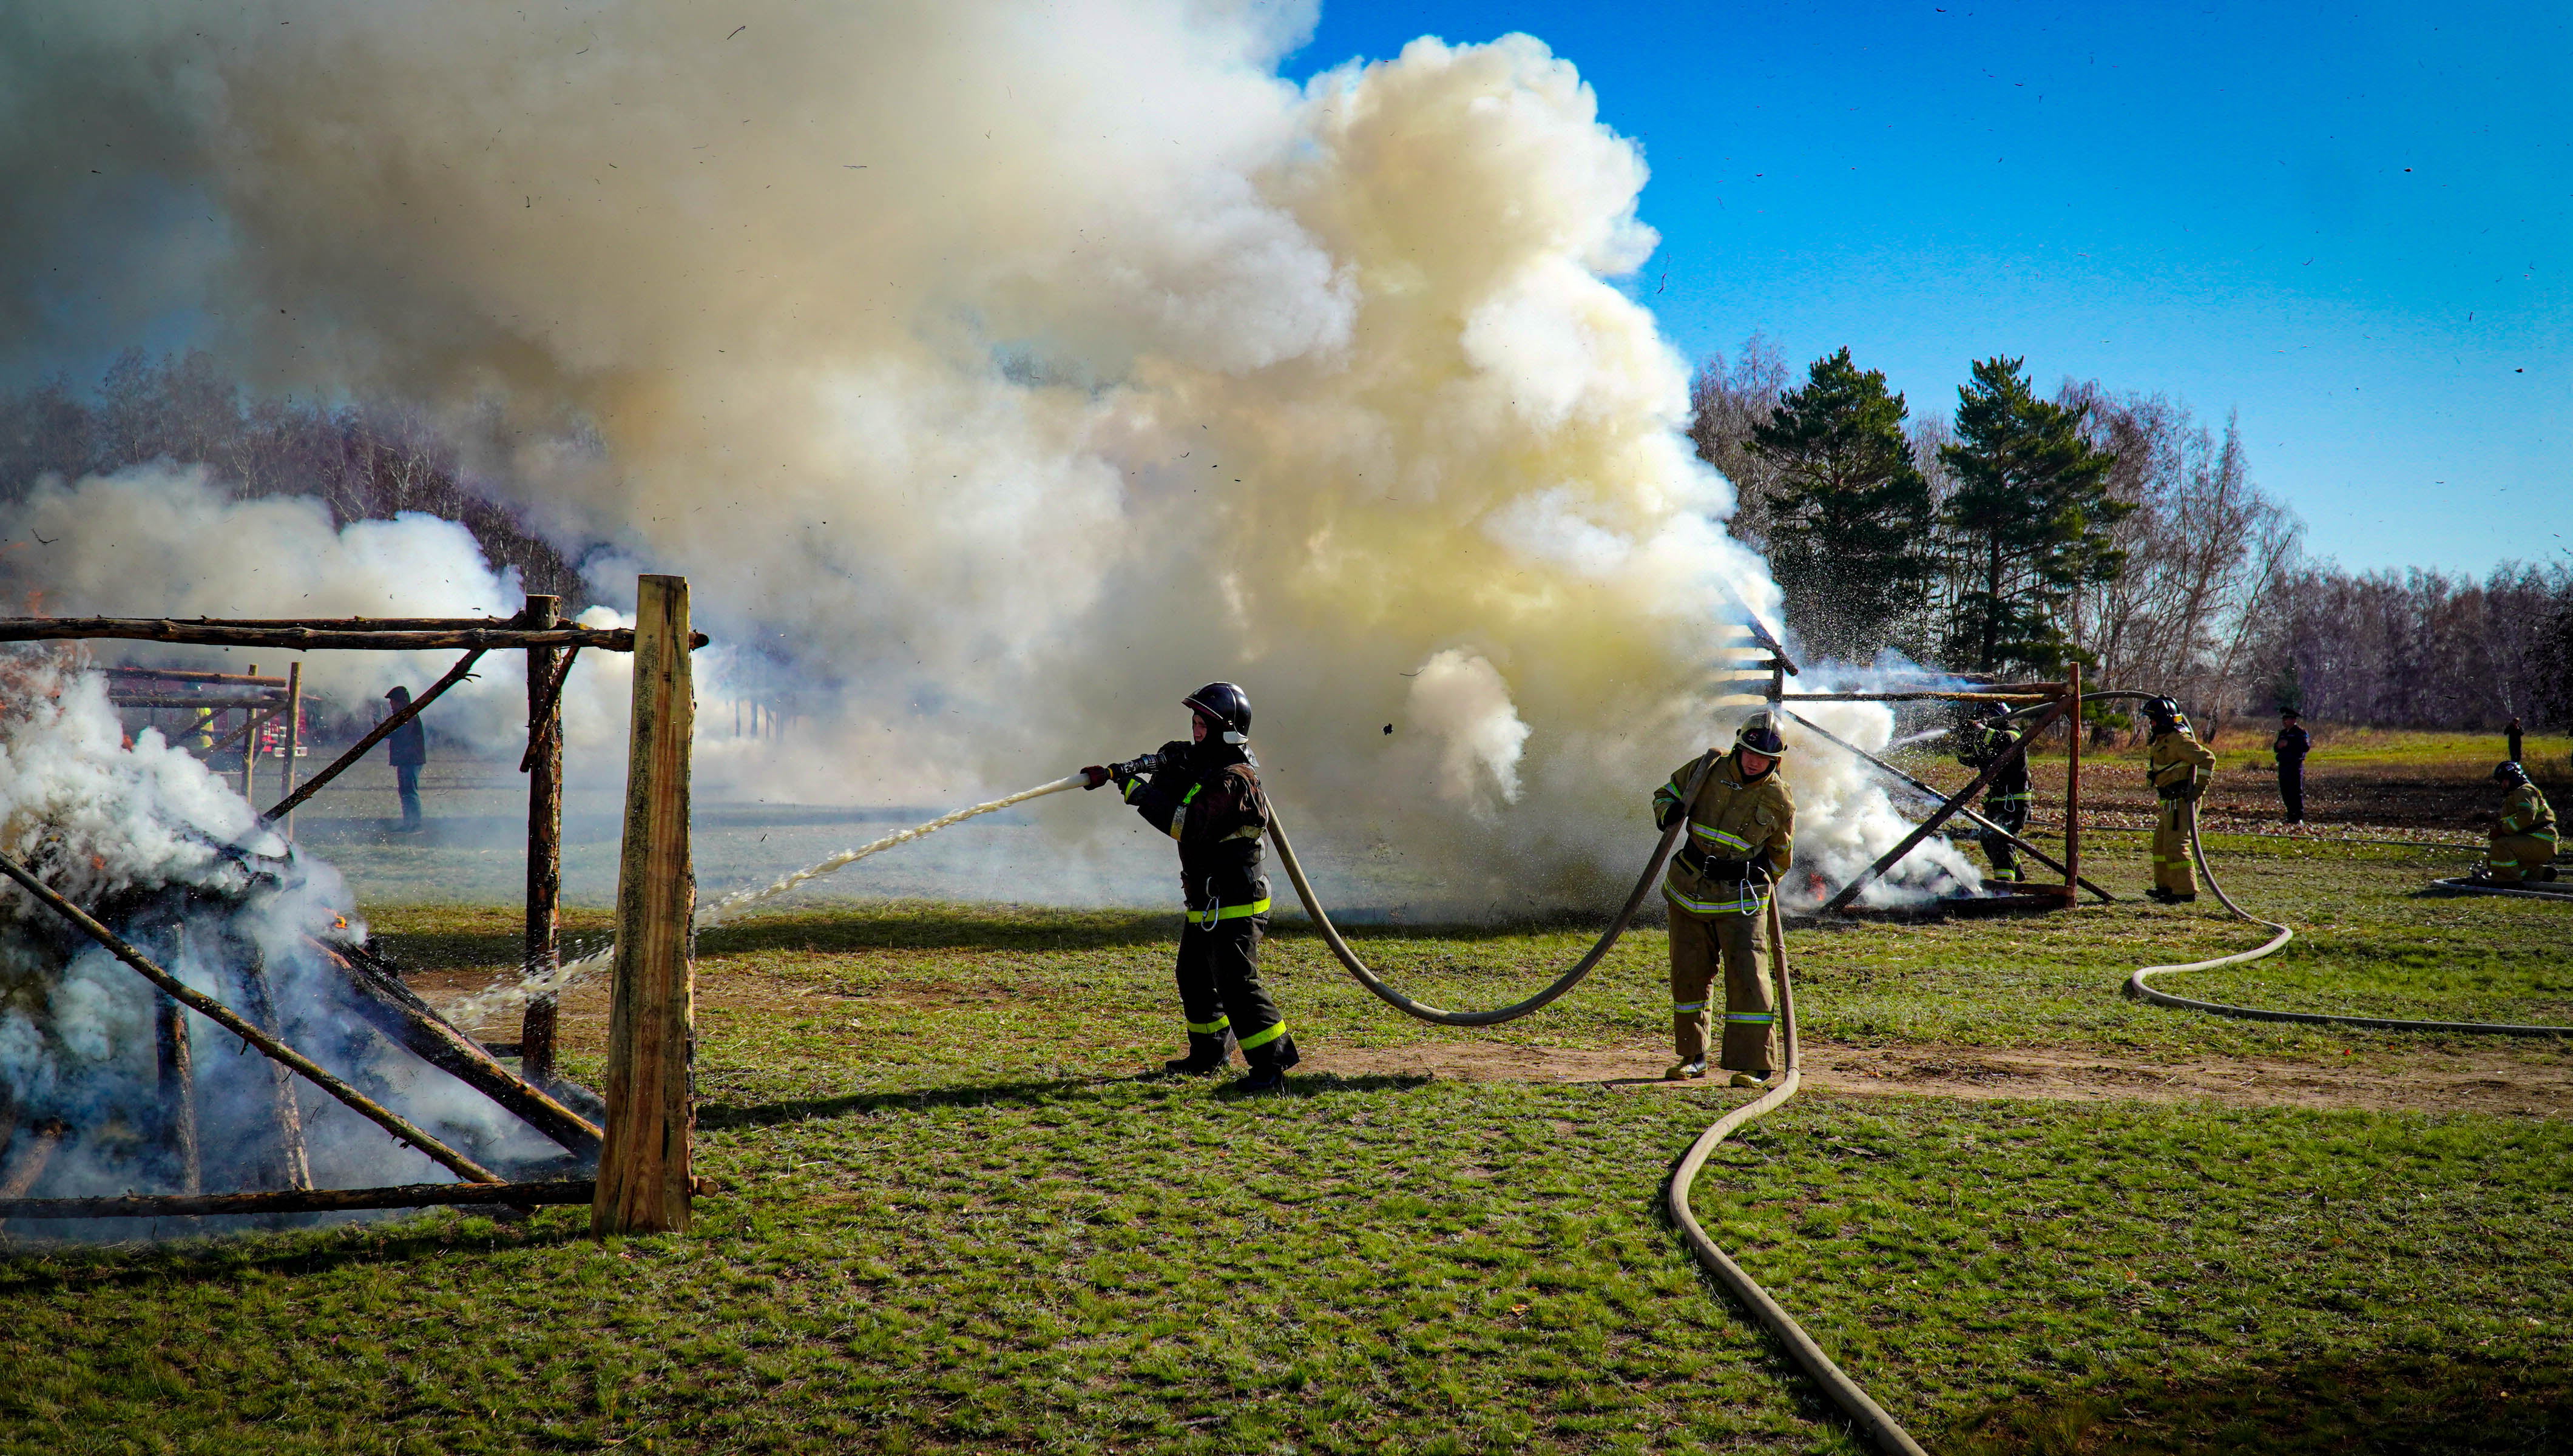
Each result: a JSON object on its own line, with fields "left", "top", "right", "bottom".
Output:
{"left": 1938, "top": 356, "right": 2130, "bottom": 673}
{"left": 1748, "top": 348, "right": 1935, "bottom": 661}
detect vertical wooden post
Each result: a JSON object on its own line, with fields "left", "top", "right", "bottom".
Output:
{"left": 277, "top": 662, "right": 303, "bottom": 842}
{"left": 244, "top": 663, "right": 261, "bottom": 803}
{"left": 521, "top": 595, "right": 565, "bottom": 1085}
{"left": 2062, "top": 663, "right": 2083, "bottom": 906}
{"left": 236, "top": 952, "right": 311, "bottom": 1191}
{"left": 593, "top": 575, "right": 695, "bottom": 1236}
{"left": 152, "top": 982, "right": 201, "bottom": 1195}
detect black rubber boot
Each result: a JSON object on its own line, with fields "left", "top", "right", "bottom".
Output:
{"left": 1229, "top": 1033, "right": 1300, "bottom": 1094}
{"left": 1163, "top": 1031, "right": 1234, "bottom": 1075}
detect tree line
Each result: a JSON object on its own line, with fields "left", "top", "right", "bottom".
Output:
{"left": 1692, "top": 335, "right": 2572, "bottom": 735}
{"left": 0, "top": 349, "right": 589, "bottom": 610}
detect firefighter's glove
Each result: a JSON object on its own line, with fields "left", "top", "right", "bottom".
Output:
{"left": 1080, "top": 766, "right": 1111, "bottom": 790}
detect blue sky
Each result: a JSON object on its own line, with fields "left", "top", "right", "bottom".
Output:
{"left": 1291, "top": 1, "right": 2570, "bottom": 577}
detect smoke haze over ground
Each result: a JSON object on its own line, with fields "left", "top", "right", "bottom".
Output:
{"left": 0, "top": 1, "right": 1979, "bottom": 912}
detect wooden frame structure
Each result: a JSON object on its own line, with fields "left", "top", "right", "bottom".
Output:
{"left": 1731, "top": 620, "right": 2095, "bottom": 914}
{"left": 0, "top": 581, "right": 705, "bottom": 1235}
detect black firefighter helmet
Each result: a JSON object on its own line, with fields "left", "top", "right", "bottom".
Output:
{"left": 1183, "top": 682, "right": 1252, "bottom": 744}
{"left": 2495, "top": 761, "right": 2529, "bottom": 787}
{"left": 2142, "top": 696, "right": 2184, "bottom": 732}
{"left": 1733, "top": 712, "right": 1787, "bottom": 758}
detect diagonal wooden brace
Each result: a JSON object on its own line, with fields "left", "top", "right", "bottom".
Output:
{"left": 260, "top": 649, "right": 483, "bottom": 824}
{"left": 1777, "top": 707, "right": 2115, "bottom": 904}
{"left": 1819, "top": 698, "right": 2070, "bottom": 915}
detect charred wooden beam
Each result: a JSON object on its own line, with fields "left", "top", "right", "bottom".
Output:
{"left": 235, "top": 952, "right": 311, "bottom": 1191}
{"left": 318, "top": 939, "right": 603, "bottom": 1158}
{"left": 0, "top": 617, "right": 708, "bottom": 652}
{"left": 0, "top": 1121, "right": 67, "bottom": 1198}
{"left": 0, "top": 1178, "right": 598, "bottom": 1220}
{"left": 521, "top": 596, "right": 567, "bottom": 1084}
{"left": 0, "top": 852, "right": 505, "bottom": 1184}
{"left": 152, "top": 989, "right": 202, "bottom": 1195}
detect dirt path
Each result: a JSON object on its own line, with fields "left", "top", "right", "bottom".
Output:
{"left": 406, "top": 963, "right": 2573, "bottom": 1119}
{"left": 1305, "top": 1039, "right": 2573, "bottom": 1118}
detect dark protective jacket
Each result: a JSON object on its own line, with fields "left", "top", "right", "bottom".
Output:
{"left": 1956, "top": 719, "right": 2031, "bottom": 804}
{"left": 2273, "top": 724, "right": 2310, "bottom": 764}
{"left": 387, "top": 713, "right": 428, "bottom": 767}
{"left": 1126, "top": 740, "right": 1271, "bottom": 922}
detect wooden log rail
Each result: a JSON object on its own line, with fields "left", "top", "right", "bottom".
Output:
{"left": 1777, "top": 690, "right": 2059, "bottom": 704}
{"left": 0, "top": 617, "right": 708, "bottom": 652}
{"left": 103, "top": 667, "right": 289, "bottom": 687}
{"left": 107, "top": 693, "right": 286, "bottom": 710}
{"left": 0, "top": 1179, "right": 596, "bottom": 1220}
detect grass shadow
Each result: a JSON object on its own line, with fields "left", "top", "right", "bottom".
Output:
{"left": 699, "top": 1070, "right": 1435, "bottom": 1129}
{"left": 1948, "top": 1349, "right": 2572, "bottom": 1454}
{"left": 0, "top": 1207, "right": 590, "bottom": 1290}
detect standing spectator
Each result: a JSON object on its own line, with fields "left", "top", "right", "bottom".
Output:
{"left": 385, "top": 685, "right": 428, "bottom": 832}
{"left": 2507, "top": 717, "right": 2524, "bottom": 767}
{"left": 2272, "top": 708, "right": 2311, "bottom": 824}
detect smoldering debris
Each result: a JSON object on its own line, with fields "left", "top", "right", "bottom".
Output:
{"left": 0, "top": 649, "right": 590, "bottom": 1240}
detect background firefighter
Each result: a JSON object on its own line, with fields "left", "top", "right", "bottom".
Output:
{"left": 1955, "top": 701, "right": 2030, "bottom": 883}
{"left": 2143, "top": 696, "right": 2216, "bottom": 903}
{"left": 1653, "top": 713, "right": 1796, "bottom": 1088}
{"left": 2273, "top": 707, "right": 2310, "bottom": 824}
{"left": 1083, "top": 682, "right": 1300, "bottom": 1094}
{"left": 2479, "top": 761, "right": 2558, "bottom": 884}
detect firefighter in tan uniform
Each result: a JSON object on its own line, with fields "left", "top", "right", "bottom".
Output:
{"left": 2143, "top": 696, "right": 2217, "bottom": 903}
{"left": 1654, "top": 713, "right": 1794, "bottom": 1088}
{"left": 2477, "top": 762, "right": 2559, "bottom": 884}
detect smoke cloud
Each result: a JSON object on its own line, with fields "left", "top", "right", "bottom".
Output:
{"left": 0, "top": 2, "right": 1975, "bottom": 910}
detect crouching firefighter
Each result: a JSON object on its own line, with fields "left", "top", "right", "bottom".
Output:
{"left": 1654, "top": 713, "right": 1796, "bottom": 1088}
{"left": 1956, "top": 701, "right": 2032, "bottom": 883}
{"left": 1082, "top": 682, "right": 1300, "bottom": 1094}
{"left": 2143, "top": 696, "right": 2216, "bottom": 904}
{"left": 2477, "top": 762, "right": 2558, "bottom": 885}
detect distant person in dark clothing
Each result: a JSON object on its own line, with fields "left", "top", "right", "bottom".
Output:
{"left": 2272, "top": 708, "right": 2310, "bottom": 824}
{"left": 2507, "top": 717, "right": 2524, "bottom": 767}
{"left": 385, "top": 685, "right": 428, "bottom": 832}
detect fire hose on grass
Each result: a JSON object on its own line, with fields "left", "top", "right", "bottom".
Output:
{"left": 1992, "top": 690, "right": 2573, "bottom": 1037}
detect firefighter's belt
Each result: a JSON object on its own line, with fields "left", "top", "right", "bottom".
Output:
{"left": 1675, "top": 846, "right": 1760, "bottom": 881}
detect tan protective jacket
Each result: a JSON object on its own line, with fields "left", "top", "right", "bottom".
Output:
{"left": 1655, "top": 749, "right": 1795, "bottom": 917}
{"left": 2148, "top": 728, "right": 2217, "bottom": 801}
{"left": 2499, "top": 783, "right": 2557, "bottom": 840}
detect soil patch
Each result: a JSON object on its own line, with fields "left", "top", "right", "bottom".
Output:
{"left": 1305, "top": 1039, "right": 2573, "bottom": 1118}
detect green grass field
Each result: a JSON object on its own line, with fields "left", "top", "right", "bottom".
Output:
{"left": 4, "top": 775, "right": 2569, "bottom": 1452}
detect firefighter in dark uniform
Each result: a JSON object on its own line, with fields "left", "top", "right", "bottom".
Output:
{"left": 1653, "top": 713, "right": 1795, "bottom": 1088}
{"left": 1084, "top": 683, "right": 1300, "bottom": 1093}
{"left": 1955, "top": 701, "right": 2030, "bottom": 882}
{"left": 2272, "top": 708, "right": 2310, "bottom": 824}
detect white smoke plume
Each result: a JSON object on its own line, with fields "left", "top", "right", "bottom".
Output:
{"left": 0, "top": 3, "right": 1991, "bottom": 911}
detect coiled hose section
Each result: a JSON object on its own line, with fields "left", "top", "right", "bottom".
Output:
{"left": 2126, "top": 805, "right": 2573, "bottom": 1036}
{"left": 1271, "top": 758, "right": 1930, "bottom": 1453}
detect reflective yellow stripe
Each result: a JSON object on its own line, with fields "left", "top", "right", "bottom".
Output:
{"left": 1236, "top": 1021, "right": 1288, "bottom": 1051}
{"left": 1186, "top": 1016, "right": 1231, "bottom": 1034}
{"left": 1663, "top": 883, "right": 1765, "bottom": 916}
{"left": 1724, "top": 1012, "right": 1774, "bottom": 1024}
{"left": 1217, "top": 897, "right": 1270, "bottom": 919}
{"left": 1189, "top": 896, "right": 1272, "bottom": 928}
{"left": 1690, "top": 823, "right": 1754, "bottom": 852}
{"left": 1671, "top": 1000, "right": 1708, "bottom": 1014}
